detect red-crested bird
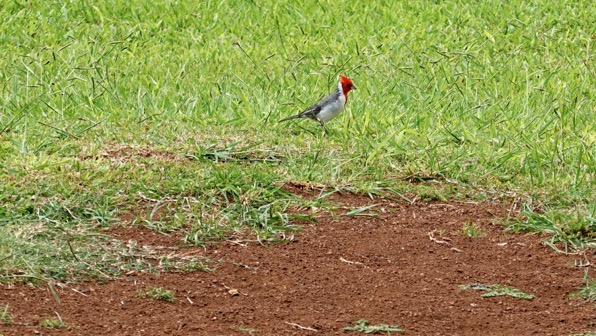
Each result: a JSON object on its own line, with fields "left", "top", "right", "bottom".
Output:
{"left": 279, "top": 75, "right": 356, "bottom": 131}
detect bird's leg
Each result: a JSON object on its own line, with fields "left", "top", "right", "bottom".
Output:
{"left": 318, "top": 119, "right": 328, "bottom": 136}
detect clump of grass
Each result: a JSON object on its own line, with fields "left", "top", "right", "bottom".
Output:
{"left": 459, "top": 283, "right": 534, "bottom": 300}
{"left": 1, "top": 305, "right": 13, "bottom": 325}
{"left": 462, "top": 222, "right": 486, "bottom": 238}
{"left": 416, "top": 188, "right": 448, "bottom": 202}
{"left": 176, "top": 260, "right": 214, "bottom": 273}
{"left": 344, "top": 319, "right": 404, "bottom": 334}
{"left": 0, "top": 222, "right": 214, "bottom": 283}
{"left": 576, "top": 282, "right": 596, "bottom": 304}
{"left": 138, "top": 287, "right": 176, "bottom": 302}
{"left": 237, "top": 325, "right": 260, "bottom": 334}
{"left": 505, "top": 206, "right": 596, "bottom": 251}
{"left": 569, "top": 270, "right": 596, "bottom": 304}
{"left": 40, "top": 313, "right": 68, "bottom": 328}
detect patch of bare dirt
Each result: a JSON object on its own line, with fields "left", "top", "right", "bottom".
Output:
{"left": 1, "top": 194, "right": 594, "bottom": 336}
{"left": 106, "top": 225, "right": 182, "bottom": 248}
{"left": 79, "top": 143, "right": 182, "bottom": 163}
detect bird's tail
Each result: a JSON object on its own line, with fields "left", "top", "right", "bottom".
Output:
{"left": 278, "top": 114, "right": 301, "bottom": 122}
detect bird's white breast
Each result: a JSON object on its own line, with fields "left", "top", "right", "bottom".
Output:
{"left": 317, "top": 93, "right": 346, "bottom": 123}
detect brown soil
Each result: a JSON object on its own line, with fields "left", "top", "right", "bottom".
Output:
{"left": 79, "top": 143, "right": 182, "bottom": 163}
{"left": 1, "top": 192, "right": 594, "bottom": 336}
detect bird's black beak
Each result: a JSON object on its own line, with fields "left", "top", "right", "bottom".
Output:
{"left": 352, "top": 85, "right": 357, "bottom": 90}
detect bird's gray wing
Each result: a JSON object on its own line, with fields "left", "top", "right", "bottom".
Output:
{"left": 298, "top": 104, "right": 322, "bottom": 120}
{"left": 299, "top": 88, "right": 341, "bottom": 120}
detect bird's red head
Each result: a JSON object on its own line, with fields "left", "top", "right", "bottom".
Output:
{"left": 339, "top": 75, "right": 356, "bottom": 94}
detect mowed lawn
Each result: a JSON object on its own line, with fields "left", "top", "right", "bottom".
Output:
{"left": 0, "top": 1, "right": 593, "bottom": 283}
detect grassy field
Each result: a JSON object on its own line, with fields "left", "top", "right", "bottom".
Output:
{"left": 0, "top": 0, "right": 594, "bottom": 282}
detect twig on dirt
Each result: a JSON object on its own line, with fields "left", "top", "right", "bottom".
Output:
{"left": 285, "top": 322, "right": 318, "bottom": 331}
{"left": 186, "top": 297, "right": 194, "bottom": 304}
{"left": 428, "top": 230, "right": 450, "bottom": 245}
{"left": 428, "top": 230, "right": 463, "bottom": 252}
{"left": 340, "top": 257, "right": 365, "bottom": 266}
{"left": 230, "top": 261, "right": 257, "bottom": 270}
{"left": 71, "top": 288, "right": 88, "bottom": 297}
{"left": 221, "top": 283, "right": 246, "bottom": 296}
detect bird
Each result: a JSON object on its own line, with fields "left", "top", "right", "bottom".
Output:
{"left": 279, "top": 75, "right": 356, "bottom": 132}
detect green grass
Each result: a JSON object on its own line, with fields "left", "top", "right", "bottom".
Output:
{"left": 0, "top": 0, "right": 594, "bottom": 282}
{"left": 344, "top": 319, "right": 404, "bottom": 334}
{"left": 40, "top": 313, "right": 68, "bottom": 329}
{"left": 237, "top": 325, "right": 260, "bottom": 334}
{"left": 459, "top": 283, "right": 535, "bottom": 300}
{"left": 138, "top": 286, "right": 177, "bottom": 302}
{"left": 570, "top": 270, "right": 596, "bottom": 304}
{"left": 575, "top": 280, "right": 596, "bottom": 303}
{"left": 462, "top": 222, "right": 487, "bottom": 238}
{"left": 0, "top": 305, "right": 12, "bottom": 325}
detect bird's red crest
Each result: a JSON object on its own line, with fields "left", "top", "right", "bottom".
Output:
{"left": 339, "top": 75, "right": 354, "bottom": 87}
{"left": 339, "top": 74, "right": 356, "bottom": 100}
